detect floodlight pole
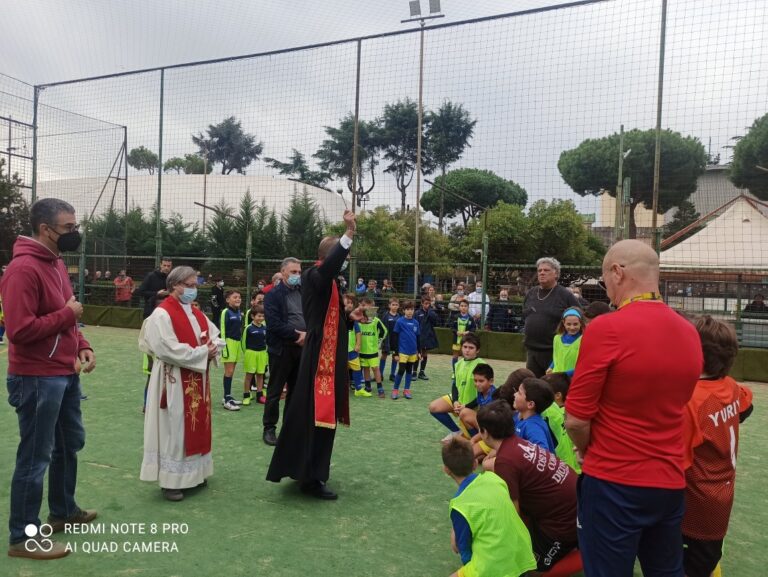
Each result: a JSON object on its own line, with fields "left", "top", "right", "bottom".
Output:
{"left": 402, "top": 6, "right": 444, "bottom": 298}
{"left": 651, "top": 0, "right": 668, "bottom": 254}
{"left": 155, "top": 68, "right": 165, "bottom": 267}
{"left": 31, "top": 86, "right": 40, "bottom": 203}
{"left": 615, "top": 125, "right": 625, "bottom": 242}
{"left": 349, "top": 39, "right": 362, "bottom": 287}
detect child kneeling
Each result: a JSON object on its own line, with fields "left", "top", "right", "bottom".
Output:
{"left": 443, "top": 437, "right": 536, "bottom": 577}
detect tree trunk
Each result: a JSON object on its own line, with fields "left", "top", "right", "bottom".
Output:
{"left": 629, "top": 200, "right": 639, "bottom": 239}
{"left": 438, "top": 165, "right": 446, "bottom": 233}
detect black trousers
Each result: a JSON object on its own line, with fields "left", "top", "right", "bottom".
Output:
{"left": 262, "top": 344, "right": 302, "bottom": 431}
{"left": 526, "top": 348, "right": 553, "bottom": 378}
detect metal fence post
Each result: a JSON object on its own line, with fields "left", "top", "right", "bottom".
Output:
{"left": 155, "top": 68, "right": 165, "bottom": 267}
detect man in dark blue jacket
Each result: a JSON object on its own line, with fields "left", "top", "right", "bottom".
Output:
{"left": 262, "top": 257, "right": 306, "bottom": 446}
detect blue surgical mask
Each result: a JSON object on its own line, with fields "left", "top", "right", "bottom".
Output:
{"left": 180, "top": 287, "right": 197, "bottom": 304}
{"left": 287, "top": 273, "right": 301, "bottom": 287}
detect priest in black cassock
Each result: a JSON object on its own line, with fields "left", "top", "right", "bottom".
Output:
{"left": 266, "top": 209, "right": 357, "bottom": 499}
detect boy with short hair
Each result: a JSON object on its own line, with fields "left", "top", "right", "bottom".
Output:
{"left": 682, "top": 316, "right": 754, "bottom": 577}
{"left": 380, "top": 298, "right": 401, "bottom": 382}
{"left": 451, "top": 299, "right": 477, "bottom": 369}
{"left": 391, "top": 300, "right": 420, "bottom": 400}
{"left": 428, "top": 333, "right": 485, "bottom": 436}
{"left": 457, "top": 363, "right": 497, "bottom": 434}
{"left": 477, "top": 400, "right": 578, "bottom": 573}
{"left": 541, "top": 372, "right": 580, "bottom": 472}
{"left": 513, "top": 377, "right": 556, "bottom": 452}
{"left": 344, "top": 294, "right": 369, "bottom": 397}
{"left": 443, "top": 436, "right": 536, "bottom": 577}
{"left": 220, "top": 289, "right": 243, "bottom": 411}
{"left": 359, "top": 297, "right": 387, "bottom": 398}
{"left": 241, "top": 305, "right": 268, "bottom": 405}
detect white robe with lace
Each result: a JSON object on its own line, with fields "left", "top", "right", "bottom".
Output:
{"left": 139, "top": 304, "right": 220, "bottom": 489}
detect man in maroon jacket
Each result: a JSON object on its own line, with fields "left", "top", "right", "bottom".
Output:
{"left": 2, "top": 198, "right": 98, "bottom": 560}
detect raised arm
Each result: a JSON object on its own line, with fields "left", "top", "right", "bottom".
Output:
{"left": 316, "top": 210, "right": 356, "bottom": 283}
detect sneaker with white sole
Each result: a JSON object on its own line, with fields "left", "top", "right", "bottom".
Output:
{"left": 222, "top": 398, "right": 241, "bottom": 411}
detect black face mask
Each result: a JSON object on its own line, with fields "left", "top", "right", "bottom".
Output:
{"left": 55, "top": 231, "right": 82, "bottom": 252}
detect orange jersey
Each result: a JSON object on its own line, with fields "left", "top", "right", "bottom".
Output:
{"left": 681, "top": 376, "right": 752, "bottom": 540}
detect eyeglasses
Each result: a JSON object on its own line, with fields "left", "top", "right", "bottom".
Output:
{"left": 51, "top": 223, "right": 80, "bottom": 233}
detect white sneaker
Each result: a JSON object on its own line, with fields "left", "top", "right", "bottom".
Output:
{"left": 222, "top": 398, "right": 241, "bottom": 411}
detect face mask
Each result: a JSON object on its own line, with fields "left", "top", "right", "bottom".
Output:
{"left": 287, "top": 273, "right": 301, "bottom": 287}
{"left": 457, "top": 290, "right": 464, "bottom": 296}
{"left": 217, "top": 281, "right": 224, "bottom": 287}
{"left": 54, "top": 230, "right": 82, "bottom": 252}
{"left": 257, "top": 284, "right": 264, "bottom": 290}
{"left": 180, "top": 287, "right": 197, "bottom": 304}
{"left": 499, "top": 297, "right": 508, "bottom": 301}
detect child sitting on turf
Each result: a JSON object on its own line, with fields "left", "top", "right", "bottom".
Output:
{"left": 547, "top": 307, "right": 584, "bottom": 377}
{"left": 359, "top": 297, "right": 387, "bottom": 397}
{"left": 681, "top": 316, "right": 754, "bottom": 577}
{"left": 513, "top": 377, "right": 556, "bottom": 452}
{"left": 220, "top": 289, "right": 243, "bottom": 411}
{"left": 541, "top": 372, "right": 580, "bottom": 472}
{"left": 344, "top": 294, "right": 368, "bottom": 397}
{"left": 443, "top": 436, "right": 536, "bottom": 577}
{"left": 457, "top": 363, "right": 497, "bottom": 433}
{"left": 241, "top": 305, "right": 268, "bottom": 405}
{"left": 450, "top": 299, "right": 477, "bottom": 369}
{"left": 414, "top": 296, "right": 440, "bottom": 380}
{"left": 391, "top": 300, "right": 420, "bottom": 399}
{"left": 477, "top": 400, "right": 579, "bottom": 573}
{"left": 428, "top": 333, "right": 485, "bottom": 437}
{"left": 380, "top": 298, "right": 401, "bottom": 382}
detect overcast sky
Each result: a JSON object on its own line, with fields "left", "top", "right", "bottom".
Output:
{"left": 2, "top": 0, "right": 767, "bottom": 224}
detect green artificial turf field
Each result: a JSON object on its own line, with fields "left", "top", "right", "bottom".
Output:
{"left": 1, "top": 326, "right": 765, "bottom": 577}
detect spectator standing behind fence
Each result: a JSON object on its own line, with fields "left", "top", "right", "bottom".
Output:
{"left": 743, "top": 293, "right": 767, "bottom": 314}
{"left": 565, "top": 240, "right": 703, "bottom": 577}
{"left": 113, "top": 269, "right": 134, "bottom": 307}
{"left": 381, "top": 278, "right": 394, "bottom": 294}
{"left": 467, "top": 281, "right": 488, "bottom": 322}
{"left": 448, "top": 283, "right": 466, "bottom": 313}
{"left": 366, "top": 279, "right": 381, "bottom": 301}
{"left": 355, "top": 277, "right": 366, "bottom": 295}
{"left": 485, "top": 289, "right": 517, "bottom": 332}
{"left": 570, "top": 286, "right": 589, "bottom": 308}
{"left": 522, "top": 258, "right": 579, "bottom": 377}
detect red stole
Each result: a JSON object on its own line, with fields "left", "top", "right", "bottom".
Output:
{"left": 313, "top": 267, "right": 350, "bottom": 428}
{"left": 158, "top": 297, "right": 212, "bottom": 456}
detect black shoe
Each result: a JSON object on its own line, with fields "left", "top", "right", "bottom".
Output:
{"left": 300, "top": 481, "right": 338, "bottom": 500}
{"left": 162, "top": 488, "right": 184, "bottom": 502}
{"left": 263, "top": 428, "right": 277, "bottom": 446}
{"left": 418, "top": 372, "right": 429, "bottom": 381}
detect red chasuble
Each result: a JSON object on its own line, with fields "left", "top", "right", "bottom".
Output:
{"left": 158, "top": 297, "right": 213, "bottom": 456}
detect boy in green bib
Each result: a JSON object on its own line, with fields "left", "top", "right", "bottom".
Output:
{"left": 443, "top": 436, "right": 536, "bottom": 577}
{"left": 541, "top": 372, "right": 581, "bottom": 473}
{"left": 429, "top": 333, "right": 485, "bottom": 439}
{"left": 359, "top": 297, "right": 388, "bottom": 398}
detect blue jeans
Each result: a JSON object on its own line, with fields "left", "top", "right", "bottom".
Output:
{"left": 577, "top": 474, "right": 685, "bottom": 577}
{"left": 7, "top": 374, "right": 85, "bottom": 544}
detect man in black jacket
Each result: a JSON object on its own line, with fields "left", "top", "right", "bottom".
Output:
{"left": 262, "top": 257, "right": 306, "bottom": 446}
{"left": 137, "top": 258, "right": 172, "bottom": 319}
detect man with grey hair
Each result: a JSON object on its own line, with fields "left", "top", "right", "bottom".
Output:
{"left": 3, "top": 198, "right": 97, "bottom": 559}
{"left": 262, "top": 256, "right": 306, "bottom": 446}
{"left": 140, "top": 265, "right": 221, "bottom": 502}
{"left": 522, "top": 256, "right": 579, "bottom": 377}
{"left": 267, "top": 210, "right": 357, "bottom": 500}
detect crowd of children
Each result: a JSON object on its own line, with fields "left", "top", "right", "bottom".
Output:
{"left": 135, "top": 282, "right": 754, "bottom": 577}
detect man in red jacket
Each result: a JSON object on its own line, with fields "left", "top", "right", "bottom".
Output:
{"left": 2, "top": 198, "right": 98, "bottom": 560}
